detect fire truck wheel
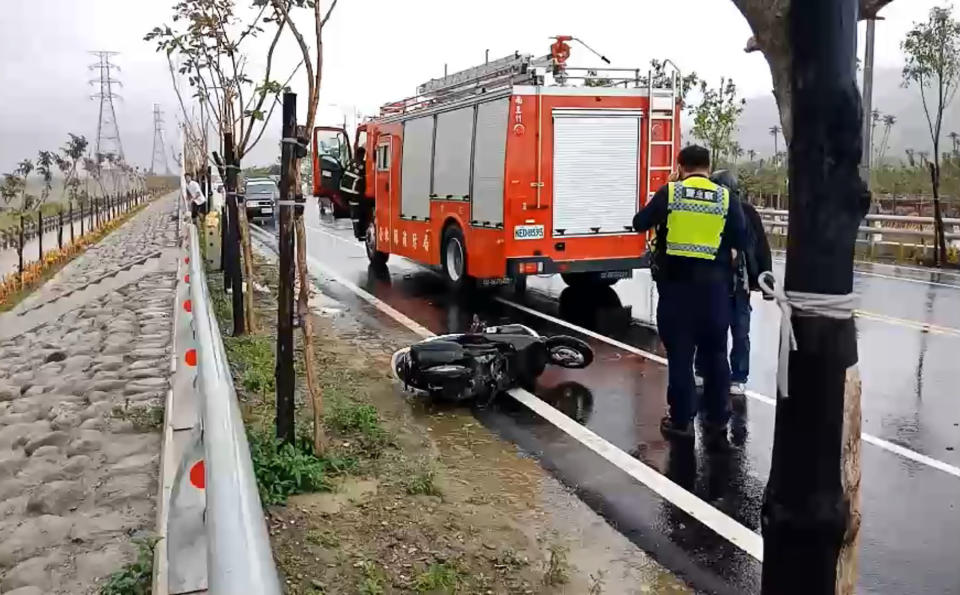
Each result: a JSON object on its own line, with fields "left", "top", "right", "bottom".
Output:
{"left": 561, "top": 272, "right": 619, "bottom": 288}
{"left": 441, "top": 225, "right": 472, "bottom": 291}
{"left": 365, "top": 221, "right": 389, "bottom": 266}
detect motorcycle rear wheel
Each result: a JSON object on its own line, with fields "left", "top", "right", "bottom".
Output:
{"left": 544, "top": 336, "right": 593, "bottom": 369}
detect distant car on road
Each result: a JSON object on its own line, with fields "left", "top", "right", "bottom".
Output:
{"left": 244, "top": 178, "right": 278, "bottom": 224}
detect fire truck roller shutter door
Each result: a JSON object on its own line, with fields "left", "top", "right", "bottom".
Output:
{"left": 433, "top": 107, "right": 474, "bottom": 199}
{"left": 552, "top": 110, "right": 642, "bottom": 235}
{"left": 471, "top": 98, "right": 509, "bottom": 227}
{"left": 401, "top": 116, "right": 435, "bottom": 220}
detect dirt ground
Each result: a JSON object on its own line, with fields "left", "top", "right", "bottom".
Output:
{"left": 210, "top": 252, "right": 690, "bottom": 595}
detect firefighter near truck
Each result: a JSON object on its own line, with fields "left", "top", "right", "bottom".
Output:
{"left": 313, "top": 37, "right": 682, "bottom": 291}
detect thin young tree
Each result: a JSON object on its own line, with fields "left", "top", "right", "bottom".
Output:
{"left": 146, "top": 0, "right": 305, "bottom": 332}
{"left": 902, "top": 5, "right": 960, "bottom": 265}
{"left": 876, "top": 114, "right": 896, "bottom": 164}
{"left": 690, "top": 78, "right": 746, "bottom": 167}
{"left": 269, "top": 0, "right": 338, "bottom": 455}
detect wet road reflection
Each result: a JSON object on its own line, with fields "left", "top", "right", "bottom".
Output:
{"left": 286, "top": 212, "right": 960, "bottom": 594}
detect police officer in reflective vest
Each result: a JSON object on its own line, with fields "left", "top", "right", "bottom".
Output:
{"left": 633, "top": 145, "right": 747, "bottom": 446}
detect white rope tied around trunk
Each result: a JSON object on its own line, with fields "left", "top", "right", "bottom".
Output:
{"left": 757, "top": 271, "right": 858, "bottom": 398}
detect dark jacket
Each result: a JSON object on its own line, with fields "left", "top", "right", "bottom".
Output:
{"left": 740, "top": 201, "right": 773, "bottom": 291}
{"left": 632, "top": 175, "right": 747, "bottom": 285}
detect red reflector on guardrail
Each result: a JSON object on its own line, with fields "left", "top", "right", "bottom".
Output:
{"left": 185, "top": 349, "right": 197, "bottom": 367}
{"left": 189, "top": 460, "right": 205, "bottom": 489}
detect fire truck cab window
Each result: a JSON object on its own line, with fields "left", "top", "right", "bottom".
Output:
{"left": 315, "top": 130, "right": 349, "bottom": 166}
{"left": 376, "top": 144, "right": 390, "bottom": 170}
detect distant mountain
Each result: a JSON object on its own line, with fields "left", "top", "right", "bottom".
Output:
{"left": 730, "top": 67, "right": 960, "bottom": 165}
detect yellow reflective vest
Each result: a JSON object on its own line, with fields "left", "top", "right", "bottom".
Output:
{"left": 665, "top": 177, "right": 730, "bottom": 260}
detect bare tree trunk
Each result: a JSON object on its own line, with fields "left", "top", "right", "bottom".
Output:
{"left": 237, "top": 205, "right": 257, "bottom": 331}
{"left": 929, "top": 162, "right": 948, "bottom": 266}
{"left": 295, "top": 212, "right": 326, "bottom": 456}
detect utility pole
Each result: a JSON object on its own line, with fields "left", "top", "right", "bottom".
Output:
{"left": 150, "top": 104, "right": 171, "bottom": 175}
{"left": 223, "top": 132, "right": 245, "bottom": 335}
{"left": 860, "top": 18, "right": 877, "bottom": 184}
{"left": 761, "top": 0, "right": 869, "bottom": 594}
{"left": 276, "top": 92, "right": 297, "bottom": 444}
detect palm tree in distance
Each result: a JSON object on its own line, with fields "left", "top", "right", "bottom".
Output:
{"left": 769, "top": 125, "right": 782, "bottom": 166}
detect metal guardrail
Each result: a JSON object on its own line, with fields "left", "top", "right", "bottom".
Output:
{"left": 186, "top": 223, "right": 282, "bottom": 595}
{"left": 758, "top": 217, "right": 960, "bottom": 240}
{"left": 757, "top": 208, "right": 960, "bottom": 226}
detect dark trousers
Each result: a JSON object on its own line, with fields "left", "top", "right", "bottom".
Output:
{"left": 696, "top": 289, "right": 752, "bottom": 384}
{"left": 657, "top": 280, "right": 731, "bottom": 426}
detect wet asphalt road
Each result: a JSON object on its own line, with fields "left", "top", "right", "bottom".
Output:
{"left": 258, "top": 206, "right": 960, "bottom": 594}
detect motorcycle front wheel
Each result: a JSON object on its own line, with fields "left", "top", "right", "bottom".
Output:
{"left": 544, "top": 336, "right": 594, "bottom": 369}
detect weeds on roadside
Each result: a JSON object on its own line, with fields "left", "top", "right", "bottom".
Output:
{"left": 222, "top": 333, "right": 275, "bottom": 395}
{"left": 306, "top": 528, "right": 340, "bottom": 548}
{"left": 357, "top": 561, "right": 386, "bottom": 595}
{"left": 99, "top": 536, "right": 158, "bottom": 595}
{"left": 588, "top": 569, "right": 606, "bottom": 594}
{"left": 403, "top": 458, "right": 441, "bottom": 496}
{"left": 414, "top": 562, "right": 463, "bottom": 593}
{"left": 111, "top": 401, "right": 164, "bottom": 432}
{"left": 542, "top": 542, "right": 570, "bottom": 587}
{"left": 327, "top": 397, "right": 389, "bottom": 454}
{"left": 247, "top": 428, "right": 331, "bottom": 505}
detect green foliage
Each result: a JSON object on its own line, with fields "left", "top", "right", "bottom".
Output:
{"left": 112, "top": 402, "right": 165, "bottom": 432}
{"left": 357, "top": 561, "right": 386, "bottom": 595}
{"left": 99, "top": 537, "right": 159, "bottom": 595}
{"left": 326, "top": 398, "right": 388, "bottom": 453}
{"left": 222, "top": 333, "right": 275, "bottom": 395}
{"left": 690, "top": 78, "right": 746, "bottom": 167}
{"left": 902, "top": 5, "right": 960, "bottom": 165}
{"left": 402, "top": 459, "right": 441, "bottom": 497}
{"left": 247, "top": 428, "right": 331, "bottom": 505}
{"left": 414, "top": 562, "right": 463, "bottom": 593}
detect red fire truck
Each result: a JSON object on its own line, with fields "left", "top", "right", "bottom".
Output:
{"left": 313, "top": 38, "right": 681, "bottom": 291}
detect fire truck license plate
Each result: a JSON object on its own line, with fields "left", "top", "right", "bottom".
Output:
{"left": 600, "top": 270, "right": 632, "bottom": 280}
{"left": 514, "top": 225, "right": 545, "bottom": 240}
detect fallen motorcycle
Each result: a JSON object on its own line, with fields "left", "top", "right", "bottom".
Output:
{"left": 391, "top": 322, "right": 593, "bottom": 404}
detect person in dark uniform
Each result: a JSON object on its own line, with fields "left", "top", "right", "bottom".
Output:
{"left": 695, "top": 170, "right": 774, "bottom": 406}
{"left": 339, "top": 146, "right": 369, "bottom": 240}
{"left": 632, "top": 146, "right": 747, "bottom": 447}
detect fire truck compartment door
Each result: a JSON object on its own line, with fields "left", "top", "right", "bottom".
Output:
{"left": 471, "top": 98, "right": 509, "bottom": 227}
{"left": 552, "top": 111, "right": 642, "bottom": 235}
{"left": 433, "top": 107, "right": 473, "bottom": 198}
{"left": 401, "top": 116, "right": 434, "bottom": 219}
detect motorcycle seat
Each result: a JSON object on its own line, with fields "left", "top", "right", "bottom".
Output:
{"left": 410, "top": 340, "right": 465, "bottom": 367}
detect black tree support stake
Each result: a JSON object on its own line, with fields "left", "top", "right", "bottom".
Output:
{"left": 275, "top": 92, "right": 298, "bottom": 445}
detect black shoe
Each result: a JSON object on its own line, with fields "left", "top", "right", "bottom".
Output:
{"left": 701, "top": 419, "right": 731, "bottom": 452}
{"left": 660, "top": 415, "right": 695, "bottom": 441}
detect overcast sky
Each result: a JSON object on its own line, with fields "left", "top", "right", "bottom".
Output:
{"left": 0, "top": 0, "right": 955, "bottom": 172}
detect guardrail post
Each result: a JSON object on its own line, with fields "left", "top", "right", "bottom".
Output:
{"left": 17, "top": 214, "right": 24, "bottom": 288}
{"left": 38, "top": 210, "right": 43, "bottom": 263}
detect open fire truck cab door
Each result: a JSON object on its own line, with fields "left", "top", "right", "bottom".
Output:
{"left": 312, "top": 126, "right": 352, "bottom": 216}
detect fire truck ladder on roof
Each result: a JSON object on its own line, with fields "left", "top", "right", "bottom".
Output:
{"left": 382, "top": 53, "right": 546, "bottom": 117}
{"left": 645, "top": 65, "right": 680, "bottom": 199}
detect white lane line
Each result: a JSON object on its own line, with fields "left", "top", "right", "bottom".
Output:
{"left": 507, "top": 388, "right": 764, "bottom": 560}
{"left": 773, "top": 256, "right": 960, "bottom": 290}
{"left": 287, "top": 229, "right": 765, "bottom": 561}
{"left": 303, "top": 223, "right": 960, "bottom": 480}
{"left": 855, "top": 310, "right": 960, "bottom": 337}
{"left": 494, "top": 296, "right": 960, "bottom": 479}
